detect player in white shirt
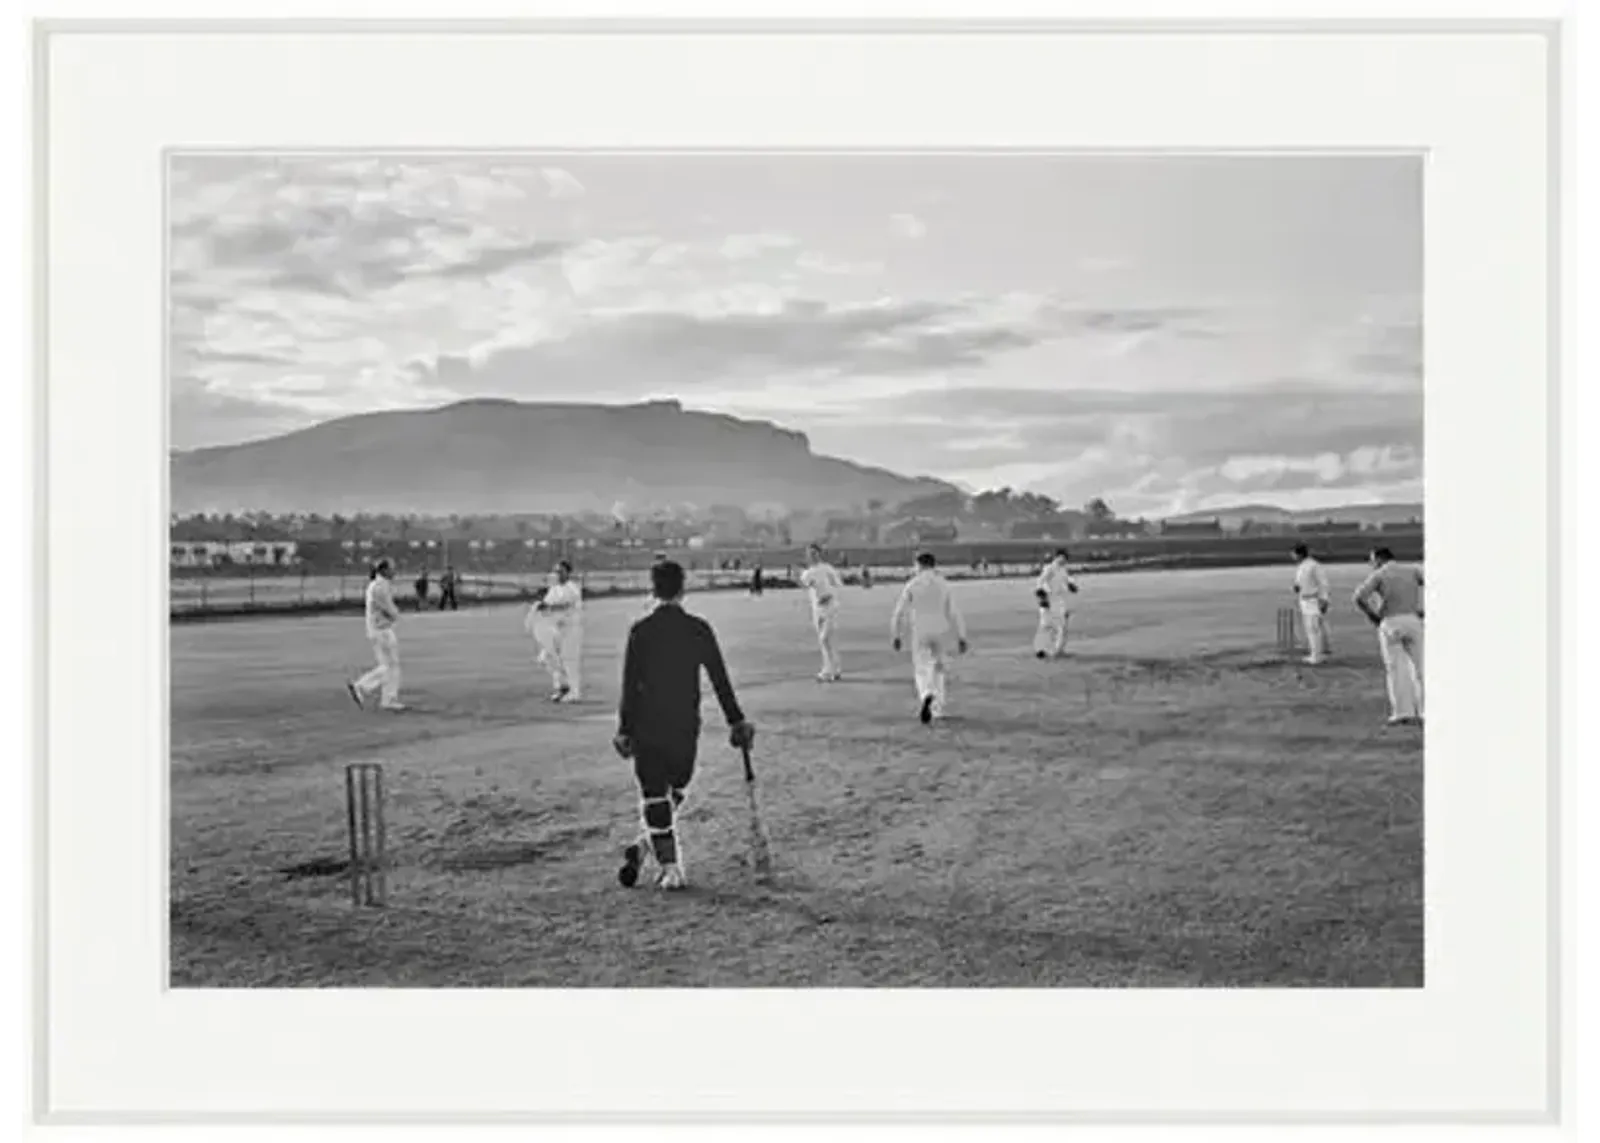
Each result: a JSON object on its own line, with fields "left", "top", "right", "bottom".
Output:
{"left": 1032, "top": 548, "right": 1080, "bottom": 659}
{"left": 890, "top": 551, "right": 970, "bottom": 724}
{"left": 799, "top": 543, "right": 846, "bottom": 681}
{"left": 528, "top": 559, "right": 584, "bottom": 702}
{"left": 1290, "top": 542, "right": 1333, "bottom": 664}
{"left": 346, "top": 558, "right": 405, "bottom": 711}
{"left": 1352, "top": 546, "right": 1425, "bottom": 725}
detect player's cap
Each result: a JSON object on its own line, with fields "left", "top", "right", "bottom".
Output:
{"left": 915, "top": 551, "right": 936, "bottom": 568}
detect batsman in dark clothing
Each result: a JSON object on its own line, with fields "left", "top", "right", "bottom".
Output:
{"left": 613, "top": 560, "right": 755, "bottom": 891}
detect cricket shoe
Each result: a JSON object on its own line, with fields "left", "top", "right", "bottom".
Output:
{"left": 1035, "top": 650, "right": 1048, "bottom": 660}
{"left": 617, "top": 841, "right": 651, "bottom": 888}
{"left": 345, "top": 680, "right": 365, "bottom": 709}
{"left": 558, "top": 689, "right": 582, "bottom": 703}
{"left": 550, "top": 686, "right": 570, "bottom": 703}
{"left": 379, "top": 701, "right": 408, "bottom": 712}
{"left": 656, "top": 863, "right": 687, "bottom": 891}
{"left": 919, "top": 695, "right": 935, "bottom": 725}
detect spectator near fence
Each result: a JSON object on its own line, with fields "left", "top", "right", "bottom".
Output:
{"left": 438, "top": 566, "right": 459, "bottom": 610}
{"left": 414, "top": 570, "right": 430, "bottom": 611}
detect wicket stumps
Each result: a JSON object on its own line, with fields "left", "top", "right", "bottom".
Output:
{"left": 345, "top": 762, "right": 387, "bottom": 907}
{"left": 1275, "top": 607, "right": 1301, "bottom": 656}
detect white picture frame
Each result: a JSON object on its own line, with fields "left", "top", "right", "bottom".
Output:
{"left": 31, "top": 12, "right": 1566, "bottom": 1127}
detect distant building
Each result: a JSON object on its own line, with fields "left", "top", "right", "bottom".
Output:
{"left": 169, "top": 540, "right": 299, "bottom": 567}
{"left": 1159, "top": 519, "right": 1224, "bottom": 537}
{"left": 1238, "top": 518, "right": 1293, "bottom": 536}
{"left": 824, "top": 517, "right": 878, "bottom": 545}
{"left": 1007, "top": 519, "right": 1078, "bottom": 541}
{"left": 169, "top": 542, "right": 217, "bottom": 568}
{"left": 1083, "top": 518, "right": 1148, "bottom": 538}
{"left": 883, "top": 517, "right": 959, "bottom": 545}
{"left": 1295, "top": 520, "right": 1364, "bottom": 534}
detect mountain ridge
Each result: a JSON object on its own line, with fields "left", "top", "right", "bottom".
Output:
{"left": 170, "top": 397, "right": 957, "bottom": 516}
{"left": 1160, "top": 501, "right": 1423, "bottom": 525}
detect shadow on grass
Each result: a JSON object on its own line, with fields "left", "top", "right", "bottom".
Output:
{"left": 280, "top": 856, "right": 350, "bottom": 880}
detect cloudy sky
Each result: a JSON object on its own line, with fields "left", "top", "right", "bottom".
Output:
{"left": 170, "top": 153, "right": 1421, "bottom": 517}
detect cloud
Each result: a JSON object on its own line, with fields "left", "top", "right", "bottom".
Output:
{"left": 889, "top": 212, "right": 927, "bottom": 240}
{"left": 419, "top": 239, "right": 573, "bottom": 280}
{"left": 167, "top": 154, "right": 1422, "bottom": 521}
{"left": 400, "top": 293, "right": 1234, "bottom": 409}
{"left": 169, "top": 380, "right": 319, "bottom": 451}
{"left": 771, "top": 382, "right": 1421, "bottom": 516}
{"left": 414, "top": 296, "right": 1038, "bottom": 397}
{"left": 1301, "top": 298, "right": 1422, "bottom": 388}
{"left": 719, "top": 232, "right": 800, "bottom": 260}
{"left": 794, "top": 251, "right": 884, "bottom": 278}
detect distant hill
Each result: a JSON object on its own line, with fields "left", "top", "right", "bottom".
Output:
{"left": 1162, "top": 501, "right": 1423, "bottom": 529}
{"left": 170, "top": 398, "right": 957, "bottom": 516}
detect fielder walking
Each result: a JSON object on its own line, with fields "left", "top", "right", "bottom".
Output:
{"left": 1032, "top": 548, "right": 1080, "bottom": 659}
{"left": 528, "top": 559, "right": 584, "bottom": 702}
{"left": 890, "top": 551, "right": 969, "bottom": 724}
{"left": 613, "top": 560, "right": 756, "bottom": 891}
{"left": 1291, "top": 542, "right": 1333, "bottom": 664}
{"left": 347, "top": 558, "right": 405, "bottom": 712}
{"left": 1352, "top": 546, "right": 1425, "bottom": 726}
{"left": 437, "top": 566, "right": 460, "bottom": 610}
{"left": 799, "top": 543, "right": 846, "bottom": 681}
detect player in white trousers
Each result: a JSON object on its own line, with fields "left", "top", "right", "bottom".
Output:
{"left": 347, "top": 558, "right": 405, "bottom": 711}
{"left": 1290, "top": 542, "right": 1333, "bottom": 664}
{"left": 1032, "top": 548, "right": 1080, "bottom": 659}
{"left": 890, "top": 551, "right": 969, "bottom": 724}
{"left": 528, "top": 559, "right": 584, "bottom": 701}
{"left": 799, "top": 543, "right": 846, "bottom": 681}
{"left": 1352, "top": 546, "right": 1425, "bottom": 726}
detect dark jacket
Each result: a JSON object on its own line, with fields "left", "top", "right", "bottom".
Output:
{"left": 618, "top": 602, "right": 744, "bottom": 746}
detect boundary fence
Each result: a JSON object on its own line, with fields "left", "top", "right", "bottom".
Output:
{"left": 170, "top": 529, "right": 1422, "bottom": 621}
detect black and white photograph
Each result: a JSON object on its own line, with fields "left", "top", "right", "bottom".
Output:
{"left": 167, "top": 151, "right": 1426, "bottom": 988}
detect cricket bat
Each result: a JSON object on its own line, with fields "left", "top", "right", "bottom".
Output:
{"left": 740, "top": 744, "right": 774, "bottom": 878}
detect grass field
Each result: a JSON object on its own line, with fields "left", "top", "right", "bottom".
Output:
{"left": 169, "top": 563, "right": 1423, "bottom": 988}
